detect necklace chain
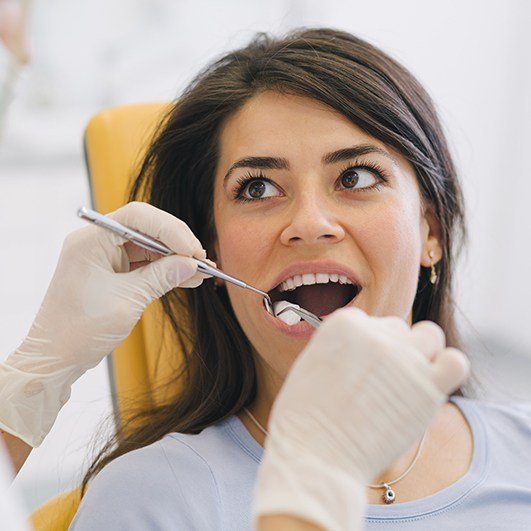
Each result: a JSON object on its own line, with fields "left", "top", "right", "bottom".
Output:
{"left": 243, "top": 407, "right": 427, "bottom": 497}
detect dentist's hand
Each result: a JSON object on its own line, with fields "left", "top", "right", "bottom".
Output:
{"left": 0, "top": 201, "right": 215, "bottom": 447}
{"left": 253, "top": 307, "right": 470, "bottom": 531}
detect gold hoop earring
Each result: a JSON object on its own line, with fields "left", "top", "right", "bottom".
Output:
{"left": 428, "top": 250, "right": 438, "bottom": 285}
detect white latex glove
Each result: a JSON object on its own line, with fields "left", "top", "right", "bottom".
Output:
{"left": 0, "top": 201, "right": 215, "bottom": 447}
{"left": 252, "top": 307, "right": 470, "bottom": 531}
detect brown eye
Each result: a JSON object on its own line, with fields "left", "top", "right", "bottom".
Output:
{"left": 340, "top": 169, "right": 360, "bottom": 188}
{"left": 338, "top": 167, "right": 379, "bottom": 191}
{"left": 236, "top": 177, "right": 281, "bottom": 202}
{"left": 248, "top": 180, "right": 266, "bottom": 198}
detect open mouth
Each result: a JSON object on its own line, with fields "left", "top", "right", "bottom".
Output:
{"left": 268, "top": 280, "right": 362, "bottom": 318}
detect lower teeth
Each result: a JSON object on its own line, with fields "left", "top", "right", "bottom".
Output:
{"left": 273, "top": 301, "right": 302, "bottom": 325}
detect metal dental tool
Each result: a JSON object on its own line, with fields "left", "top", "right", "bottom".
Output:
{"left": 275, "top": 306, "right": 323, "bottom": 328}
{"left": 77, "top": 206, "right": 279, "bottom": 315}
{"left": 77, "top": 206, "right": 324, "bottom": 327}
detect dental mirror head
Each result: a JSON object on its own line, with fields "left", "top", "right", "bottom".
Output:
{"left": 262, "top": 294, "right": 275, "bottom": 316}
{"left": 274, "top": 305, "right": 323, "bottom": 329}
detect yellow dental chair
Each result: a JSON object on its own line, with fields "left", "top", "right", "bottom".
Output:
{"left": 30, "top": 102, "right": 182, "bottom": 530}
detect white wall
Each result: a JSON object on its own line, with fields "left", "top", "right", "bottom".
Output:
{"left": 1, "top": 0, "right": 530, "bottom": 514}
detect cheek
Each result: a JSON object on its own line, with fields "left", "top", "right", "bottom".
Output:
{"left": 362, "top": 204, "right": 420, "bottom": 256}
{"left": 214, "top": 213, "right": 276, "bottom": 346}
{"left": 352, "top": 201, "right": 421, "bottom": 312}
{"left": 216, "top": 220, "right": 274, "bottom": 269}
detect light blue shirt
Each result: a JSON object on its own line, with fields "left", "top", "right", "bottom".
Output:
{"left": 70, "top": 396, "right": 531, "bottom": 530}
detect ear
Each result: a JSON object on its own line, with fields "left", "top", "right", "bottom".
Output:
{"left": 420, "top": 204, "right": 443, "bottom": 268}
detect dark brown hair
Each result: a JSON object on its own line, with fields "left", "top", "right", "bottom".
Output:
{"left": 82, "top": 27, "right": 467, "bottom": 493}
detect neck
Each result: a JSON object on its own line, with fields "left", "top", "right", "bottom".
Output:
{"left": 237, "top": 355, "right": 278, "bottom": 446}
{"left": 237, "top": 395, "right": 468, "bottom": 502}
{"left": 236, "top": 312, "right": 472, "bottom": 504}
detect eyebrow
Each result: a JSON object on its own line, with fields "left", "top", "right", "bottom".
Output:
{"left": 223, "top": 144, "right": 398, "bottom": 186}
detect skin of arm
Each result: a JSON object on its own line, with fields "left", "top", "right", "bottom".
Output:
{"left": 0, "top": 431, "right": 31, "bottom": 475}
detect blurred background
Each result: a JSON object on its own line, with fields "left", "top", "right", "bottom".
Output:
{"left": 1, "top": 0, "right": 530, "bottom": 517}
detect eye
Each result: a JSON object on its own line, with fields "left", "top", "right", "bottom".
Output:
{"left": 233, "top": 172, "right": 281, "bottom": 202}
{"left": 232, "top": 162, "right": 388, "bottom": 203}
{"left": 337, "top": 166, "right": 382, "bottom": 191}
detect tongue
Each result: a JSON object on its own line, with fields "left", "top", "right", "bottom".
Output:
{"left": 291, "top": 283, "right": 354, "bottom": 317}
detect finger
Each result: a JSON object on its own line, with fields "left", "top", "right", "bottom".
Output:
{"left": 129, "top": 260, "right": 150, "bottom": 271}
{"left": 431, "top": 347, "right": 470, "bottom": 395}
{"left": 123, "top": 241, "right": 162, "bottom": 262}
{"left": 124, "top": 239, "right": 217, "bottom": 280}
{"left": 179, "top": 275, "right": 207, "bottom": 288}
{"left": 178, "top": 256, "right": 218, "bottom": 287}
{"left": 131, "top": 254, "right": 199, "bottom": 300}
{"left": 202, "top": 257, "right": 218, "bottom": 268}
{"left": 410, "top": 321, "right": 446, "bottom": 362}
{"left": 377, "top": 315, "right": 410, "bottom": 338}
{"left": 108, "top": 202, "right": 207, "bottom": 260}
{"left": 325, "top": 306, "right": 369, "bottom": 325}
{"left": 124, "top": 241, "right": 217, "bottom": 275}
{"left": 316, "top": 306, "right": 371, "bottom": 346}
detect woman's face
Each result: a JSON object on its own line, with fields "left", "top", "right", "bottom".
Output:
{"left": 213, "top": 91, "right": 440, "bottom": 380}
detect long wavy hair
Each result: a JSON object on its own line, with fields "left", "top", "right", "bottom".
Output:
{"left": 82, "top": 27, "right": 467, "bottom": 493}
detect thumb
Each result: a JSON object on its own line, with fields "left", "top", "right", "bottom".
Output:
{"left": 133, "top": 255, "right": 199, "bottom": 300}
{"left": 431, "top": 347, "right": 470, "bottom": 395}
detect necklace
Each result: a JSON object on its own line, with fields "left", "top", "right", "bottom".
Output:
{"left": 243, "top": 407, "right": 428, "bottom": 505}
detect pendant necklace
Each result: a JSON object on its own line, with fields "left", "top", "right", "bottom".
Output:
{"left": 243, "top": 407, "right": 428, "bottom": 505}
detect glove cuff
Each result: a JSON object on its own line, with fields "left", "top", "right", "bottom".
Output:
{"left": 0, "top": 361, "right": 81, "bottom": 447}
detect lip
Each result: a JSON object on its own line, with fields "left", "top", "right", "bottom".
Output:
{"left": 267, "top": 259, "right": 363, "bottom": 292}
{"left": 263, "top": 282, "right": 363, "bottom": 339}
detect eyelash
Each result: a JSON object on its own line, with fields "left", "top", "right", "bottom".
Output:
{"left": 232, "top": 160, "right": 390, "bottom": 203}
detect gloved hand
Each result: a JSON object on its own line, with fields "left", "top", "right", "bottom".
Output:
{"left": 0, "top": 201, "right": 215, "bottom": 447}
{"left": 252, "top": 307, "right": 470, "bottom": 531}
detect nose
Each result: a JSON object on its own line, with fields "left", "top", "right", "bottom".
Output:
{"left": 279, "top": 189, "right": 345, "bottom": 246}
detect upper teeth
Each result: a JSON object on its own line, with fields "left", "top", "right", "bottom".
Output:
{"left": 278, "top": 273, "right": 353, "bottom": 293}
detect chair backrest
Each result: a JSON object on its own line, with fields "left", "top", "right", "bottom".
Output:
{"left": 84, "top": 102, "right": 192, "bottom": 425}
{"left": 31, "top": 102, "right": 187, "bottom": 530}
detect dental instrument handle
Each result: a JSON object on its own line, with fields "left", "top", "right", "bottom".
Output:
{"left": 78, "top": 206, "right": 178, "bottom": 256}
{"left": 77, "top": 206, "right": 273, "bottom": 308}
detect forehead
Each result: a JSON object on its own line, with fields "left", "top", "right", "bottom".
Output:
{"left": 216, "top": 91, "right": 396, "bottom": 166}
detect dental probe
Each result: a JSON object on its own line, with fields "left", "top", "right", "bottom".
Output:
{"left": 77, "top": 206, "right": 276, "bottom": 316}
{"left": 77, "top": 207, "right": 276, "bottom": 317}
{"left": 77, "top": 207, "right": 323, "bottom": 328}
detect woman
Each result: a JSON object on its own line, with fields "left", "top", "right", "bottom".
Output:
{"left": 2, "top": 28, "right": 530, "bottom": 529}
{"left": 0, "top": 202, "right": 466, "bottom": 531}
